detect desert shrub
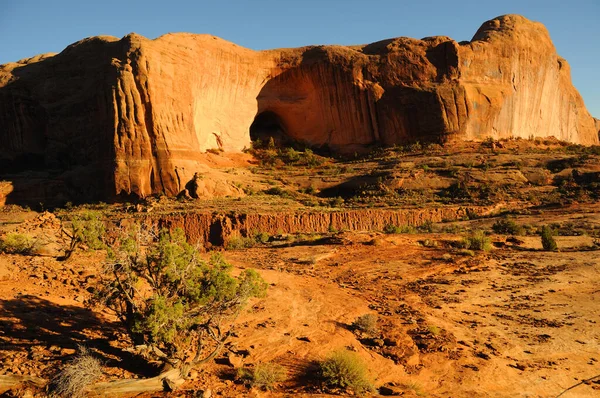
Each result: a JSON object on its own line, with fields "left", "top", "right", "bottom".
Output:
{"left": 237, "top": 362, "right": 287, "bottom": 391}
{"left": 352, "top": 314, "right": 378, "bottom": 335}
{"left": 319, "top": 350, "right": 373, "bottom": 394}
{"left": 62, "top": 210, "right": 106, "bottom": 260}
{"left": 458, "top": 249, "right": 475, "bottom": 257}
{"left": 49, "top": 346, "right": 102, "bottom": 398}
{"left": 492, "top": 218, "right": 524, "bottom": 235}
{"left": 541, "top": 225, "right": 558, "bottom": 251}
{"left": 422, "top": 238, "right": 438, "bottom": 248}
{"left": 227, "top": 231, "right": 270, "bottom": 249}
{"left": 0, "top": 233, "right": 37, "bottom": 254}
{"left": 254, "top": 231, "right": 271, "bottom": 244}
{"left": 263, "top": 186, "right": 293, "bottom": 198}
{"left": 329, "top": 196, "right": 344, "bottom": 207}
{"left": 383, "top": 224, "right": 416, "bottom": 234}
{"left": 440, "top": 181, "right": 473, "bottom": 201}
{"left": 418, "top": 220, "right": 436, "bottom": 233}
{"left": 226, "top": 234, "right": 257, "bottom": 250}
{"left": 70, "top": 211, "right": 105, "bottom": 250}
{"left": 408, "top": 141, "right": 422, "bottom": 153}
{"left": 302, "top": 148, "right": 325, "bottom": 167}
{"left": 95, "top": 226, "right": 267, "bottom": 370}
{"left": 461, "top": 230, "right": 491, "bottom": 251}
{"left": 303, "top": 184, "right": 317, "bottom": 195}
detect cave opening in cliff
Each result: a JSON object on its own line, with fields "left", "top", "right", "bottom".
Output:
{"left": 250, "top": 111, "right": 289, "bottom": 147}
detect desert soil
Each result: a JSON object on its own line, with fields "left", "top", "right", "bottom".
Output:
{"left": 1, "top": 139, "right": 599, "bottom": 397}
{"left": 0, "top": 205, "right": 599, "bottom": 397}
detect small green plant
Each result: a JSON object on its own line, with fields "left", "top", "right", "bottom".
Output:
{"left": 303, "top": 184, "right": 317, "bottom": 195}
{"left": 263, "top": 186, "right": 293, "bottom": 198}
{"left": 237, "top": 362, "right": 287, "bottom": 391}
{"left": 330, "top": 196, "right": 344, "bottom": 207}
{"left": 427, "top": 325, "right": 441, "bottom": 336}
{"left": 62, "top": 210, "right": 106, "bottom": 260}
{"left": 254, "top": 231, "right": 271, "bottom": 244}
{"left": 319, "top": 350, "right": 373, "bottom": 394}
{"left": 383, "top": 224, "right": 417, "bottom": 234}
{"left": 461, "top": 230, "right": 492, "bottom": 252}
{"left": 408, "top": 141, "right": 422, "bottom": 153}
{"left": 0, "top": 232, "right": 38, "bottom": 254}
{"left": 352, "top": 314, "right": 378, "bottom": 335}
{"left": 492, "top": 218, "right": 524, "bottom": 235}
{"left": 541, "top": 225, "right": 558, "bottom": 251}
{"left": 226, "top": 233, "right": 258, "bottom": 250}
{"left": 422, "top": 239, "right": 438, "bottom": 248}
{"left": 418, "top": 220, "right": 436, "bottom": 233}
{"left": 458, "top": 249, "right": 475, "bottom": 257}
{"left": 402, "top": 381, "right": 427, "bottom": 397}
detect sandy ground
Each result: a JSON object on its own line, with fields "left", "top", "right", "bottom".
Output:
{"left": 1, "top": 204, "right": 599, "bottom": 397}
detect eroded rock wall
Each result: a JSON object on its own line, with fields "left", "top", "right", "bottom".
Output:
{"left": 152, "top": 206, "right": 493, "bottom": 247}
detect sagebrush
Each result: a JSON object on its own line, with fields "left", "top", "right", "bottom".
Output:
{"left": 461, "top": 230, "right": 492, "bottom": 251}
{"left": 319, "top": 350, "right": 373, "bottom": 394}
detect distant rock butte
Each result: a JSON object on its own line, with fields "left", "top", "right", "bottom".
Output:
{"left": 0, "top": 14, "right": 597, "bottom": 203}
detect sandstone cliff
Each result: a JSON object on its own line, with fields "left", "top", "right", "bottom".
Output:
{"left": 0, "top": 15, "right": 597, "bottom": 204}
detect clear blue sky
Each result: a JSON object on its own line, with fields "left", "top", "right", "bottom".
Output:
{"left": 1, "top": 0, "right": 599, "bottom": 117}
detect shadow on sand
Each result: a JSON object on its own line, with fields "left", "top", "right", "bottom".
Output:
{"left": 0, "top": 295, "right": 156, "bottom": 376}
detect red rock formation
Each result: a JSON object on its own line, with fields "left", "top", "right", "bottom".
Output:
{"left": 150, "top": 205, "right": 497, "bottom": 247}
{"left": 0, "top": 15, "right": 597, "bottom": 204}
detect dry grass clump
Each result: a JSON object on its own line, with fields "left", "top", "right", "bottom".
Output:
{"left": 0, "top": 232, "right": 38, "bottom": 254}
{"left": 352, "top": 314, "right": 378, "bottom": 335}
{"left": 237, "top": 362, "right": 287, "bottom": 390}
{"left": 49, "top": 347, "right": 102, "bottom": 398}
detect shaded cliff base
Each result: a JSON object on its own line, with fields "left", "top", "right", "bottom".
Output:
{"left": 1, "top": 201, "right": 599, "bottom": 397}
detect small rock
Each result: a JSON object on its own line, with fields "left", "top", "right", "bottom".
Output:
{"left": 201, "top": 389, "right": 212, "bottom": 398}
{"left": 379, "top": 384, "right": 403, "bottom": 396}
{"left": 61, "top": 348, "right": 76, "bottom": 356}
{"left": 225, "top": 352, "right": 243, "bottom": 368}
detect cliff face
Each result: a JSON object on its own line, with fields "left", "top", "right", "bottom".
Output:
{"left": 0, "top": 14, "right": 597, "bottom": 203}
{"left": 458, "top": 15, "right": 597, "bottom": 143}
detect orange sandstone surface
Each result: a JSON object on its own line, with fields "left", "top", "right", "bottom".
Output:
{"left": 0, "top": 15, "right": 597, "bottom": 203}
